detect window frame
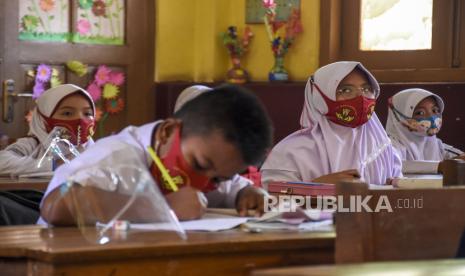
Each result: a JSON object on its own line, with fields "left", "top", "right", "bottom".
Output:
{"left": 320, "top": 0, "right": 465, "bottom": 82}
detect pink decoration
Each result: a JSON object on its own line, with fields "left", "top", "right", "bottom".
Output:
{"left": 87, "top": 82, "right": 102, "bottom": 101}
{"left": 263, "top": 0, "right": 276, "bottom": 9}
{"left": 109, "top": 71, "right": 125, "bottom": 86}
{"left": 94, "top": 65, "right": 111, "bottom": 86}
{"left": 77, "top": 19, "right": 91, "bottom": 35}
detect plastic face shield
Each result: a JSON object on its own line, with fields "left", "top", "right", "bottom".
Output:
{"left": 59, "top": 164, "right": 186, "bottom": 244}
{"left": 37, "top": 127, "right": 80, "bottom": 169}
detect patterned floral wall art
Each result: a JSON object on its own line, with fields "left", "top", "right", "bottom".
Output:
{"left": 73, "top": 0, "right": 125, "bottom": 45}
{"left": 19, "top": 0, "right": 70, "bottom": 42}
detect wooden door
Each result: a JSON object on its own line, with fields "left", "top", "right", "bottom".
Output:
{"left": 0, "top": 0, "right": 154, "bottom": 141}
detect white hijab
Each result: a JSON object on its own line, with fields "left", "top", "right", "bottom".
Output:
{"left": 174, "top": 85, "right": 212, "bottom": 113}
{"left": 264, "top": 61, "right": 402, "bottom": 185}
{"left": 386, "top": 88, "right": 446, "bottom": 161}
{"left": 28, "top": 84, "right": 95, "bottom": 145}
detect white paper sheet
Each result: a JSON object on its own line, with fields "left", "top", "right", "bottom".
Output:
{"left": 126, "top": 209, "right": 333, "bottom": 232}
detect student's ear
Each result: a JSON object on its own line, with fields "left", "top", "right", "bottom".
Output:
{"left": 156, "top": 118, "right": 182, "bottom": 146}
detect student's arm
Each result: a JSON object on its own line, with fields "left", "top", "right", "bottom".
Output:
{"left": 205, "top": 175, "right": 251, "bottom": 208}
{"left": 42, "top": 183, "right": 207, "bottom": 226}
{"left": 41, "top": 184, "right": 128, "bottom": 226}
{"left": 0, "top": 138, "right": 51, "bottom": 175}
{"left": 443, "top": 143, "right": 464, "bottom": 160}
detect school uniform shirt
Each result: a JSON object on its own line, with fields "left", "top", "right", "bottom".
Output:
{"left": 0, "top": 137, "right": 94, "bottom": 175}
{"left": 386, "top": 88, "right": 464, "bottom": 174}
{"left": 261, "top": 61, "right": 403, "bottom": 186}
{"left": 37, "top": 121, "right": 250, "bottom": 225}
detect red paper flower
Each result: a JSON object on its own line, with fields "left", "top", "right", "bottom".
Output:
{"left": 92, "top": 0, "right": 106, "bottom": 17}
{"left": 105, "top": 98, "right": 125, "bottom": 114}
{"left": 94, "top": 107, "right": 103, "bottom": 122}
{"left": 25, "top": 110, "right": 33, "bottom": 124}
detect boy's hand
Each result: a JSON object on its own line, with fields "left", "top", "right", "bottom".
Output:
{"left": 236, "top": 186, "right": 268, "bottom": 217}
{"left": 312, "top": 169, "right": 360, "bottom": 185}
{"left": 165, "top": 186, "right": 207, "bottom": 221}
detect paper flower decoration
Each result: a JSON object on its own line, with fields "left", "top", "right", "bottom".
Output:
{"left": 102, "top": 83, "right": 119, "bottom": 99}
{"left": 21, "top": 15, "right": 39, "bottom": 32}
{"left": 94, "top": 107, "right": 103, "bottom": 122}
{"left": 79, "top": 0, "right": 93, "bottom": 9}
{"left": 86, "top": 64, "right": 126, "bottom": 136}
{"left": 92, "top": 0, "right": 107, "bottom": 17}
{"left": 221, "top": 26, "right": 253, "bottom": 83}
{"left": 25, "top": 110, "right": 33, "bottom": 124}
{"left": 109, "top": 72, "right": 125, "bottom": 86}
{"left": 77, "top": 19, "right": 91, "bottom": 36}
{"left": 36, "top": 64, "right": 52, "bottom": 83}
{"left": 39, "top": 0, "right": 55, "bottom": 12}
{"left": 31, "top": 64, "right": 60, "bottom": 99}
{"left": 263, "top": 1, "right": 303, "bottom": 58}
{"left": 33, "top": 82, "right": 46, "bottom": 98}
{"left": 106, "top": 98, "right": 125, "bottom": 114}
{"left": 87, "top": 82, "right": 102, "bottom": 101}
{"left": 222, "top": 26, "right": 253, "bottom": 59}
{"left": 95, "top": 65, "right": 111, "bottom": 86}
{"left": 66, "top": 60, "right": 88, "bottom": 77}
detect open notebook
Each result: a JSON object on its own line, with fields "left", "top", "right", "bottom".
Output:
{"left": 103, "top": 208, "right": 334, "bottom": 232}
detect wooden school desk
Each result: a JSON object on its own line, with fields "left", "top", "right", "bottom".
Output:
{"left": 336, "top": 180, "right": 465, "bottom": 263}
{"left": 0, "top": 177, "right": 49, "bottom": 191}
{"left": 0, "top": 225, "right": 334, "bottom": 276}
{"left": 252, "top": 258, "right": 465, "bottom": 276}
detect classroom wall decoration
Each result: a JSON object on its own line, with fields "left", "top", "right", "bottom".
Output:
{"left": 74, "top": 0, "right": 125, "bottom": 45}
{"left": 263, "top": 0, "right": 303, "bottom": 81}
{"left": 18, "top": 0, "right": 125, "bottom": 45}
{"left": 246, "top": 0, "right": 300, "bottom": 24}
{"left": 19, "top": 0, "right": 71, "bottom": 42}
{"left": 221, "top": 26, "right": 253, "bottom": 84}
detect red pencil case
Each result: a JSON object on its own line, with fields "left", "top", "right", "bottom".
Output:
{"left": 267, "top": 181, "right": 335, "bottom": 196}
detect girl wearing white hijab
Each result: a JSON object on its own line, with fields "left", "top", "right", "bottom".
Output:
{"left": 386, "top": 88, "right": 464, "bottom": 173}
{"left": 0, "top": 84, "right": 96, "bottom": 175}
{"left": 261, "top": 61, "right": 402, "bottom": 186}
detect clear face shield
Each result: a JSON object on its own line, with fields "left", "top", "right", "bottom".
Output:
{"left": 37, "top": 127, "right": 81, "bottom": 170}
{"left": 58, "top": 163, "right": 186, "bottom": 244}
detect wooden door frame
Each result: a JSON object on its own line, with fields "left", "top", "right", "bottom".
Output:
{"left": 126, "top": 0, "right": 156, "bottom": 125}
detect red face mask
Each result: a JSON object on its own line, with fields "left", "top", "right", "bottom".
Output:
{"left": 43, "top": 116, "right": 95, "bottom": 146}
{"left": 313, "top": 83, "right": 376, "bottom": 128}
{"left": 150, "top": 127, "right": 217, "bottom": 195}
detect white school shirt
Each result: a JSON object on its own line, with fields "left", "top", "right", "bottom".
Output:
{"left": 0, "top": 137, "right": 94, "bottom": 175}
{"left": 37, "top": 121, "right": 250, "bottom": 225}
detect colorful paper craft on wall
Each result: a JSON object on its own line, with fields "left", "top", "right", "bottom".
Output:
{"left": 27, "top": 64, "right": 63, "bottom": 98}
{"left": 74, "top": 0, "right": 125, "bottom": 45}
{"left": 19, "top": 0, "right": 70, "bottom": 42}
{"left": 83, "top": 65, "right": 126, "bottom": 136}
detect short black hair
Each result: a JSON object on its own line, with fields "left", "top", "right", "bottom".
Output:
{"left": 174, "top": 84, "right": 273, "bottom": 165}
